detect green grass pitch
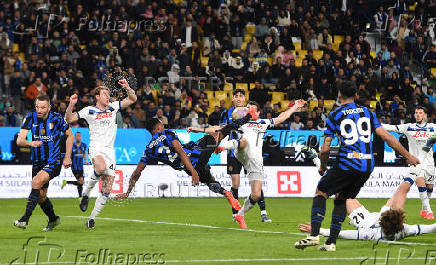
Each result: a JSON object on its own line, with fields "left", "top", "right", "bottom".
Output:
{"left": 1, "top": 197, "right": 436, "bottom": 265}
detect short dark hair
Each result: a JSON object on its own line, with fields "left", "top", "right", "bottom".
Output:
{"left": 379, "top": 209, "right": 406, "bottom": 238}
{"left": 247, "top": 101, "right": 260, "bottom": 111}
{"left": 146, "top": 118, "right": 162, "bottom": 133}
{"left": 36, "top": 94, "right": 50, "bottom": 103}
{"left": 415, "top": 106, "right": 428, "bottom": 114}
{"left": 339, "top": 81, "right": 357, "bottom": 99}
{"left": 233, "top": 89, "right": 245, "bottom": 96}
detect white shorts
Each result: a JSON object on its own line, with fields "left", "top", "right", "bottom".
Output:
{"left": 408, "top": 164, "right": 435, "bottom": 185}
{"left": 246, "top": 171, "right": 265, "bottom": 182}
{"left": 349, "top": 206, "right": 380, "bottom": 230}
{"left": 89, "top": 146, "right": 116, "bottom": 176}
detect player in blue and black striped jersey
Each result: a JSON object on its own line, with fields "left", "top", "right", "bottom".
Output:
{"left": 61, "top": 132, "right": 88, "bottom": 197}
{"left": 220, "top": 89, "right": 271, "bottom": 223}
{"left": 116, "top": 110, "right": 257, "bottom": 214}
{"left": 295, "top": 81, "right": 420, "bottom": 251}
{"left": 14, "top": 94, "right": 74, "bottom": 231}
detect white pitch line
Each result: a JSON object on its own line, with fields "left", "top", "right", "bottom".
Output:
{"left": 64, "top": 216, "right": 436, "bottom": 246}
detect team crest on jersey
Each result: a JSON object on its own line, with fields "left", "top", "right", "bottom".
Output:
{"left": 40, "top": 129, "right": 46, "bottom": 135}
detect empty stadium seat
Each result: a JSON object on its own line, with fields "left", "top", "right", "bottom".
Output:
{"left": 334, "top": 35, "right": 344, "bottom": 43}
{"left": 309, "top": 100, "right": 318, "bottom": 110}
{"left": 215, "top": 91, "right": 230, "bottom": 101}
{"left": 431, "top": 68, "right": 436, "bottom": 77}
{"left": 235, "top": 83, "right": 248, "bottom": 90}
{"left": 204, "top": 90, "right": 214, "bottom": 99}
{"left": 200, "top": 57, "right": 208, "bottom": 67}
{"left": 313, "top": 50, "right": 323, "bottom": 60}
{"left": 271, "top": 92, "right": 285, "bottom": 103}
{"left": 224, "top": 82, "right": 233, "bottom": 91}
{"left": 246, "top": 25, "right": 255, "bottom": 34}
{"left": 324, "top": 100, "right": 336, "bottom": 111}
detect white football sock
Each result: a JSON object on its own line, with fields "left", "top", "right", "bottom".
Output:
{"left": 261, "top": 210, "right": 267, "bottom": 215}
{"left": 238, "top": 196, "right": 255, "bottom": 216}
{"left": 83, "top": 172, "right": 100, "bottom": 197}
{"left": 90, "top": 193, "right": 109, "bottom": 219}
{"left": 419, "top": 189, "right": 430, "bottom": 212}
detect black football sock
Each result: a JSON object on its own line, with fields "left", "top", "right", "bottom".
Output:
{"left": 22, "top": 189, "right": 40, "bottom": 222}
{"left": 258, "top": 190, "right": 266, "bottom": 212}
{"left": 67, "top": 181, "right": 78, "bottom": 185}
{"left": 78, "top": 184, "right": 83, "bottom": 197}
{"left": 39, "top": 198, "right": 57, "bottom": 222}
{"left": 208, "top": 181, "right": 225, "bottom": 195}
{"left": 325, "top": 199, "right": 347, "bottom": 245}
{"left": 231, "top": 187, "right": 239, "bottom": 214}
{"left": 310, "top": 195, "right": 326, "bottom": 236}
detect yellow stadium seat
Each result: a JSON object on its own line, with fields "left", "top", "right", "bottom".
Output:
{"left": 208, "top": 99, "right": 220, "bottom": 110}
{"left": 215, "top": 91, "right": 229, "bottom": 101}
{"left": 232, "top": 49, "right": 240, "bottom": 54}
{"left": 12, "top": 43, "right": 19, "bottom": 53}
{"left": 245, "top": 33, "right": 253, "bottom": 42}
{"left": 309, "top": 100, "right": 318, "bottom": 110}
{"left": 332, "top": 42, "right": 340, "bottom": 51}
{"left": 294, "top": 42, "right": 302, "bottom": 50}
{"left": 246, "top": 25, "right": 255, "bottom": 34}
{"left": 370, "top": 51, "right": 376, "bottom": 58}
{"left": 151, "top": 90, "right": 159, "bottom": 104}
{"left": 376, "top": 92, "right": 381, "bottom": 101}
{"left": 204, "top": 90, "right": 214, "bottom": 99}
{"left": 224, "top": 82, "right": 233, "bottom": 91}
{"left": 267, "top": 57, "right": 273, "bottom": 66}
{"left": 295, "top": 57, "right": 303, "bottom": 67}
{"left": 79, "top": 44, "right": 87, "bottom": 50}
{"left": 431, "top": 68, "right": 436, "bottom": 77}
{"left": 249, "top": 83, "right": 255, "bottom": 90}
{"left": 280, "top": 100, "right": 290, "bottom": 111}
{"left": 370, "top": 100, "right": 377, "bottom": 109}
{"left": 241, "top": 42, "right": 248, "bottom": 50}
{"left": 271, "top": 92, "right": 285, "bottom": 102}
{"left": 313, "top": 49, "right": 323, "bottom": 60}
{"left": 324, "top": 100, "right": 336, "bottom": 111}
{"left": 224, "top": 99, "right": 232, "bottom": 109}
{"left": 200, "top": 57, "right": 209, "bottom": 67}
{"left": 409, "top": 2, "right": 417, "bottom": 11}
{"left": 297, "top": 49, "right": 308, "bottom": 58}
{"left": 334, "top": 35, "right": 344, "bottom": 43}
{"left": 236, "top": 83, "right": 248, "bottom": 90}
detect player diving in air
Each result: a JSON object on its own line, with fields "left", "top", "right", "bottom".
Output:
{"left": 298, "top": 181, "right": 436, "bottom": 241}
{"left": 115, "top": 106, "right": 260, "bottom": 215}
{"left": 192, "top": 99, "right": 306, "bottom": 228}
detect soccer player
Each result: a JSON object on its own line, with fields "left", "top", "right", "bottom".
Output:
{"left": 115, "top": 113, "right": 257, "bottom": 211}
{"left": 294, "top": 81, "right": 419, "bottom": 251}
{"left": 215, "top": 99, "right": 306, "bottom": 228}
{"left": 221, "top": 89, "right": 271, "bottom": 222}
{"left": 14, "top": 94, "right": 73, "bottom": 231}
{"left": 65, "top": 79, "right": 137, "bottom": 228}
{"left": 61, "top": 132, "right": 88, "bottom": 197}
{"left": 382, "top": 106, "right": 436, "bottom": 219}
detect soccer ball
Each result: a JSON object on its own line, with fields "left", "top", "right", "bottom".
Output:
{"left": 232, "top": 107, "right": 249, "bottom": 120}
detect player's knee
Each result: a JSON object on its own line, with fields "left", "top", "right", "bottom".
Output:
{"left": 315, "top": 189, "right": 328, "bottom": 199}
{"left": 78, "top": 178, "right": 84, "bottom": 185}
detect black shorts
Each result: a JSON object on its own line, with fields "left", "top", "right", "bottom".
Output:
{"left": 72, "top": 170, "right": 84, "bottom": 179}
{"left": 317, "top": 167, "right": 371, "bottom": 199}
{"left": 194, "top": 134, "right": 216, "bottom": 184}
{"left": 32, "top": 162, "right": 62, "bottom": 189}
{"left": 227, "top": 154, "right": 243, "bottom": 175}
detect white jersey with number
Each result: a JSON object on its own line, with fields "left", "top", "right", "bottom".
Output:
{"left": 77, "top": 101, "right": 121, "bottom": 150}
{"left": 235, "top": 118, "right": 274, "bottom": 174}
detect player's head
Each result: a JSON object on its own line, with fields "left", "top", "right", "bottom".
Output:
{"left": 379, "top": 209, "right": 406, "bottom": 239}
{"left": 246, "top": 101, "right": 261, "bottom": 121}
{"left": 146, "top": 118, "right": 164, "bottom": 134}
{"left": 94, "top": 86, "right": 111, "bottom": 107}
{"left": 232, "top": 89, "right": 246, "bottom": 108}
{"left": 75, "top": 132, "right": 82, "bottom": 142}
{"left": 35, "top": 94, "right": 51, "bottom": 119}
{"left": 338, "top": 81, "right": 357, "bottom": 102}
{"left": 414, "top": 106, "right": 427, "bottom": 124}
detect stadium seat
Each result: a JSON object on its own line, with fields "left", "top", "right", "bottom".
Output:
{"left": 271, "top": 92, "right": 285, "bottom": 103}
{"left": 79, "top": 44, "right": 87, "bottom": 50}
{"left": 431, "top": 68, "right": 436, "bottom": 77}
{"left": 241, "top": 42, "right": 248, "bottom": 50}
{"left": 215, "top": 91, "right": 229, "bottom": 101}
{"left": 200, "top": 57, "right": 209, "bottom": 67}
{"left": 232, "top": 49, "right": 240, "bottom": 54}
{"left": 224, "top": 82, "right": 233, "bottom": 91}
{"left": 249, "top": 83, "right": 255, "bottom": 90}
{"left": 370, "top": 51, "right": 376, "bottom": 58}
{"left": 267, "top": 57, "right": 273, "bottom": 66}
{"left": 236, "top": 83, "right": 248, "bottom": 90}
{"left": 151, "top": 90, "right": 159, "bottom": 104}
{"left": 309, "top": 100, "right": 318, "bottom": 110}
{"left": 204, "top": 90, "right": 214, "bottom": 99}
{"left": 334, "top": 35, "right": 344, "bottom": 43}
{"left": 332, "top": 42, "right": 340, "bottom": 51}
{"left": 369, "top": 100, "right": 377, "bottom": 109}
{"left": 12, "top": 43, "right": 19, "bottom": 53}
{"left": 409, "top": 2, "right": 417, "bottom": 11}
{"left": 246, "top": 25, "right": 255, "bottom": 34}
{"left": 376, "top": 92, "right": 381, "bottom": 101}
{"left": 297, "top": 49, "right": 308, "bottom": 58}
{"left": 295, "top": 57, "right": 303, "bottom": 67}
{"left": 313, "top": 50, "right": 323, "bottom": 60}
{"left": 294, "top": 42, "right": 302, "bottom": 50}
{"left": 324, "top": 100, "right": 336, "bottom": 111}
{"left": 244, "top": 33, "right": 252, "bottom": 42}
{"left": 280, "top": 100, "right": 290, "bottom": 111}
{"left": 209, "top": 99, "right": 220, "bottom": 109}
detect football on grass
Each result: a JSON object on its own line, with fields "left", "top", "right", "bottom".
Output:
{"left": 232, "top": 107, "right": 249, "bottom": 120}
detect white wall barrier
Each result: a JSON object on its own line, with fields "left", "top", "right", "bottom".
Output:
{"left": 0, "top": 165, "right": 424, "bottom": 199}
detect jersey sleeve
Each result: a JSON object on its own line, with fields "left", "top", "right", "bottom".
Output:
{"left": 59, "top": 116, "right": 69, "bottom": 132}
{"left": 140, "top": 149, "right": 151, "bottom": 164}
{"left": 324, "top": 115, "right": 337, "bottom": 138}
{"left": 21, "top": 113, "right": 33, "bottom": 130}
{"left": 369, "top": 111, "right": 381, "bottom": 132}
{"left": 382, "top": 123, "right": 407, "bottom": 133}
{"left": 165, "top": 130, "right": 180, "bottom": 145}
{"left": 260, "top": 118, "right": 274, "bottom": 128}
{"left": 77, "top": 106, "right": 91, "bottom": 122}
{"left": 109, "top": 101, "right": 122, "bottom": 112}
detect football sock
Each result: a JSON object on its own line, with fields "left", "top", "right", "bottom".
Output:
{"left": 258, "top": 190, "right": 266, "bottom": 211}
{"left": 78, "top": 184, "right": 83, "bottom": 197}
{"left": 22, "top": 189, "right": 40, "bottom": 222}
{"left": 428, "top": 188, "right": 433, "bottom": 200}
{"left": 419, "top": 187, "right": 430, "bottom": 212}
{"left": 90, "top": 192, "right": 109, "bottom": 219}
{"left": 39, "top": 198, "right": 57, "bottom": 222}
{"left": 231, "top": 187, "right": 239, "bottom": 215}
{"left": 67, "top": 181, "right": 78, "bottom": 185}
{"left": 83, "top": 171, "right": 100, "bottom": 197}
{"left": 238, "top": 195, "right": 256, "bottom": 216}
{"left": 208, "top": 181, "right": 225, "bottom": 195}
{"left": 325, "top": 199, "right": 346, "bottom": 245}
{"left": 310, "top": 195, "right": 326, "bottom": 236}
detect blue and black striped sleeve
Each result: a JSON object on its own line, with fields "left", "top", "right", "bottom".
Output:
{"left": 165, "top": 130, "right": 179, "bottom": 145}
{"left": 59, "top": 116, "right": 70, "bottom": 132}
{"left": 21, "top": 113, "right": 33, "bottom": 130}
{"left": 324, "top": 115, "right": 337, "bottom": 138}
{"left": 370, "top": 111, "right": 381, "bottom": 131}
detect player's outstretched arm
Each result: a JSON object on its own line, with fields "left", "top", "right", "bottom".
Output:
{"left": 119, "top": 79, "right": 137, "bottom": 109}
{"left": 381, "top": 124, "right": 403, "bottom": 132}
{"left": 115, "top": 162, "right": 146, "bottom": 199}
{"left": 375, "top": 126, "right": 420, "bottom": 165}
{"left": 299, "top": 223, "right": 360, "bottom": 240}
{"left": 172, "top": 140, "right": 200, "bottom": 186}
{"left": 187, "top": 126, "right": 222, "bottom": 134}
{"left": 66, "top": 94, "right": 80, "bottom": 123}
{"left": 63, "top": 128, "right": 74, "bottom": 168}
{"left": 272, "top": 99, "right": 305, "bottom": 125}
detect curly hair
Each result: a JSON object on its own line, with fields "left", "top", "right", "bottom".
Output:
{"left": 379, "top": 209, "right": 406, "bottom": 238}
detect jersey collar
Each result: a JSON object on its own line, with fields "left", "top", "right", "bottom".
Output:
{"left": 416, "top": 122, "right": 427, "bottom": 128}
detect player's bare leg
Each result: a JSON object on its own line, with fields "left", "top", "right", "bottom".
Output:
{"left": 236, "top": 178, "right": 262, "bottom": 228}
{"left": 81, "top": 156, "right": 105, "bottom": 212}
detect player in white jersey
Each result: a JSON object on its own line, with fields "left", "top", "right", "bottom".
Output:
{"left": 215, "top": 99, "right": 305, "bottom": 228}
{"left": 65, "top": 80, "right": 137, "bottom": 228}
{"left": 382, "top": 106, "right": 435, "bottom": 219}
{"left": 299, "top": 182, "right": 436, "bottom": 241}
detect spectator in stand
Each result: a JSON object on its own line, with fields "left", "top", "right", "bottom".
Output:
{"left": 290, "top": 114, "right": 304, "bottom": 130}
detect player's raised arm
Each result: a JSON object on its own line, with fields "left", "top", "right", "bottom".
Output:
{"left": 66, "top": 94, "right": 80, "bottom": 123}
{"left": 119, "top": 79, "right": 137, "bottom": 109}
{"left": 375, "top": 126, "right": 419, "bottom": 165}
{"left": 172, "top": 139, "right": 200, "bottom": 186}
{"left": 272, "top": 99, "right": 305, "bottom": 125}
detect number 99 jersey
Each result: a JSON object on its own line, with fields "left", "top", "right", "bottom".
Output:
{"left": 325, "top": 102, "right": 381, "bottom": 173}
